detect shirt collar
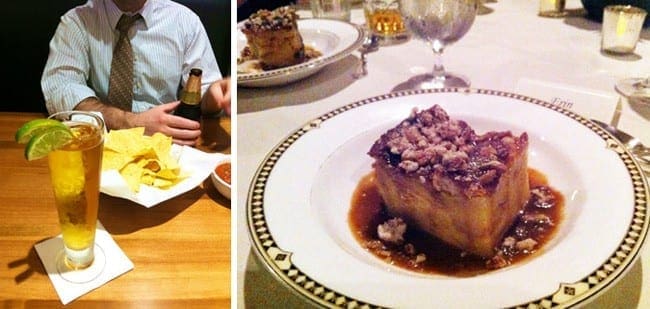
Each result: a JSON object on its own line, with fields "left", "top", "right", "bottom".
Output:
{"left": 106, "top": 0, "right": 152, "bottom": 29}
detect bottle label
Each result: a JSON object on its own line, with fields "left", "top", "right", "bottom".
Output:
{"left": 180, "top": 92, "right": 201, "bottom": 105}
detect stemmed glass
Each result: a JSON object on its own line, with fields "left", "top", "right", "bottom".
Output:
{"left": 393, "top": 0, "right": 479, "bottom": 91}
{"left": 616, "top": 76, "right": 650, "bottom": 103}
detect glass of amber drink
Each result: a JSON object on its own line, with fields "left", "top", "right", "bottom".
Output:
{"left": 47, "top": 111, "right": 105, "bottom": 272}
{"left": 363, "top": 0, "right": 409, "bottom": 44}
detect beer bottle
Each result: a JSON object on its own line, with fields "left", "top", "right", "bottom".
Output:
{"left": 175, "top": 68, "right": 203, "bottom": 121}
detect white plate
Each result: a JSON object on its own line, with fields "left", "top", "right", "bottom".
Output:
{"left": 246, "top": 88, "right": 649, "bottom": 308}
{"left": 100, "top": 145, "right": 227, "bottom": 208}
{"left": 237, "top": 18, "right": 365, "bottom": 87}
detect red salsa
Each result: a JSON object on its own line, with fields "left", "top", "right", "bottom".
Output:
{"left": 215, "top": 162, "right": 231, "bottom": 185}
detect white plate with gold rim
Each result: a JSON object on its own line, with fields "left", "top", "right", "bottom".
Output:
{"left": 237, "top": 18, "right": 365, "bottom": 87}
{"left": 246, "top": 88, "right": 649, "bottom": 308}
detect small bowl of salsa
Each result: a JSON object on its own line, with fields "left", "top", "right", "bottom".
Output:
{"left": 211, "top": 155, "right": 231, "bottom": 199}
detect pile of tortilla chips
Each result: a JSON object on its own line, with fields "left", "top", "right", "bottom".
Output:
{"left": 102, "top": 127, "right": 187, "bottom": 192}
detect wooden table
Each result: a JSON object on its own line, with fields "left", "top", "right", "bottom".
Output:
{"left": 0, "top": 112, "right": 231, "bottom": 308}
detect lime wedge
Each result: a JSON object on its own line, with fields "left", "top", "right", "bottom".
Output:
{"left": 15, "top": 119, "right": 68, "bottom": 144}
{"left": 24, "top": 127, "right": 74, "bottom": 160}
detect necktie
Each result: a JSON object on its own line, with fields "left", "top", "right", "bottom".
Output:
{"left": 107, "top": 14, "right": 141, "bottom": 111}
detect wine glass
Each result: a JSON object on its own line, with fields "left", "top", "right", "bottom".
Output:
{"left": 393, "top": 0, "right": 479, "bottom": 91}
{"left": 616, "top": 76, "right": 650, "bottom": 104}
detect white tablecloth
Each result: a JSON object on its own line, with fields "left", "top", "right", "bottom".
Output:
{"left": 237, "top": 0, "right": 650, "bottom": 307}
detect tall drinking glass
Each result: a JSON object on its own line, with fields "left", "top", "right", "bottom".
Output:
{"left": 47, "top": 111, "right": 105, "bottom": 280}
{"left": 394, "top": 0, "right": 478, "bottom": 91}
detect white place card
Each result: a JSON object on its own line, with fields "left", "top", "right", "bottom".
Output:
{"left": 516, "top": 78, "right": 620, "bottom": 123}
{"left": 34, "top": 221, "right": 133, "bottom": 305}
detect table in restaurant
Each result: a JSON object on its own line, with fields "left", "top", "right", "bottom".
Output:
{"left": 0, "top": 112, "right": 231, "bottom": 308}
{"left": 238, "top": 0, "right": 650, "bottom": 307}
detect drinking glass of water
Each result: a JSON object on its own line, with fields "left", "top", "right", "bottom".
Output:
{"left": 393, "top": 0, "right": 478, "bottom": 91}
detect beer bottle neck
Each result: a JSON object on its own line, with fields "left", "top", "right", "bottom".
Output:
{"left": 181, "top": 76, "right": 202, "bottom": 105}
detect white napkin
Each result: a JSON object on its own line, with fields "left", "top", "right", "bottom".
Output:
{"left": 34, "top": 221, "right": 133, "bottom": 305}
{"left": 100, "top": 145, "right": 227, "bottom": 208}
{"left": 516, "top": 78, "right": 620, "bottom": 122}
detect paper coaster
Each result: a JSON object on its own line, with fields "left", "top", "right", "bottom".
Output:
{"left": 34, "top": 221, "right": 134, "bottom": 305}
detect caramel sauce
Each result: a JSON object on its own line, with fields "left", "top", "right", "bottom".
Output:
{"left": 238, "top": 45, "right": 322, "bottom": 71}
{"left": 348, "top": 169, "right": 564, "bottom": 277}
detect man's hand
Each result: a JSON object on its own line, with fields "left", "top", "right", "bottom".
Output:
{"left": 203, "top": 78, "right": 231, "bottom": 116}
{"left": 130, "top": 102, "right": 201, "bottom": 146}
{"left": 75, "top": 97, "right": 201, "bottom": 146}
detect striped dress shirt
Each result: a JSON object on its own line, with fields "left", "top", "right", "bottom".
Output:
{"left": 41, "top": 0, "right": 222, "bottom": 114}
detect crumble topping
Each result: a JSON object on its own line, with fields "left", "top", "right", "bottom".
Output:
{"left": 377, "top": 217, "right": 407, "bottom": 245}
{"left": 366, "top": 218, "right": 427, "bottom": 267}
{"left": 368, "top": 105, "right": 528, "bottom": 195}
{"left": 242, "top": 6, "right": 298, "bottom": 33}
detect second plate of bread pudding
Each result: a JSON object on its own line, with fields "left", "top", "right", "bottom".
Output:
{"left": 237, "top": 7, "right": 364, "bottom": 87}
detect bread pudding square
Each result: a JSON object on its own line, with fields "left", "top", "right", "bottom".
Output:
{"left": 241, "top": 6, "right": 305, "bottom": 69}
{"left": 368, "top": 105, "right": 530, "bottom": 258}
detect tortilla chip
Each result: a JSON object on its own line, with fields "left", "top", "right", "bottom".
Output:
{"left": 102, "top": 150, "right": 133, "bottom": 171}
{"left": 104, "top": 127, "right": 146, "bottom": 155}
{"left": 102, "top": 127, "right": 186, "bottom": 192}
{"left": 121, "top": 162, "right": 144, "bottom": 192}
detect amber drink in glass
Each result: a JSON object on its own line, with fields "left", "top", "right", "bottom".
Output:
{"left": 47, "top": 111, "right": 104, "bottom": 270}
{"left": 364, "top": 0, "right": 409, "bottom": 42}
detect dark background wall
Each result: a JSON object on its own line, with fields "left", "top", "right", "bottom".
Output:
{"left": 0, "top": 0, "right": 231, "bottom": 113}
{"left": 237, "top": 0, "right": 295, "bottom": 21}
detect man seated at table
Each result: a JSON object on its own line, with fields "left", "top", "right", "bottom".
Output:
{"left": 41, "top": 0, "right": 231, "bottom": 146}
